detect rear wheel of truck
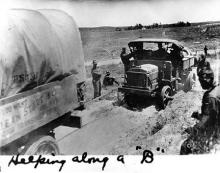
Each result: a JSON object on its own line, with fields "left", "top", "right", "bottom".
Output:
{"left": 24, "top": 135, "right": 60, "bottom": 155}
{"left": 160, "top": 85, "right": 172, "bottom": 109}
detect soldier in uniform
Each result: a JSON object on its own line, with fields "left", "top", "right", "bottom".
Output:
{"left": 204, "top": 45, "right": 208, "bottom": 56}
{"left": 170, "top": 43, "right": 184, "bottom": 78}
{"left": 133, "top": 43, "right": 144, "bottom": 60}
{"left": 154, "top": 43, "right": 168, "bottom": 58}
{"left": 180, "top": 67, "right": 220, "bottom": 154}
{"left": 91, "top": 60, "right": 102, "bottom": 99}
{"left": 103, "top": 71, "right": 119, "bottom": 87}
{"left": 120, "top": 47, "right": 133, "bottom": 74}
{"left": 197, "top": 54, "right": 211, "bottom": 77}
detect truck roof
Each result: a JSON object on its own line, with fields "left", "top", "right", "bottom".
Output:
{"left": 128, "top": 38, "right": 183, "bottom": 47}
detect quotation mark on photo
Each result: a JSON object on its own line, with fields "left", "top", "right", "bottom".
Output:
{"left": 156, "top": 147, "right": 165, "bottom": 153}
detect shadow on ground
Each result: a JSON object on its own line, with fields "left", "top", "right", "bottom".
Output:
{"left": 113, "top": 96, "right": 161, "bottom": 112}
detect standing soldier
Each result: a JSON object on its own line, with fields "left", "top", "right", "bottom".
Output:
{"left": 180, "top": 67, "right": 220, "bottom": 154}
{"left": 91, "top": 60, "right": 102, "bottom": 99}
{"left": 170, "top": 43, "right": 184, "bottom": 78}
{"left": 204, "top": 45, "right": 208, "bottom": 56}
{"left": 197, "top": 54, "right": 211, "bottom": 77}
{"left": 120, "top": 47, "right": 133, "bottom": 74}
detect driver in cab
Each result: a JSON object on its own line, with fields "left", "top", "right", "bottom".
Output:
{"left": 153, "top": 43, "right": 168, "bottom": 58}
{"left": 133, "top": 43, "right": 144, "bottom": 60}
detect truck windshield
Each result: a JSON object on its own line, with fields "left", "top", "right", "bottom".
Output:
{"left": 143, "top": 42, "right": 160, "bottom": 50}
{"left": 129, "top": 42, "right": 169, "bottom": 60}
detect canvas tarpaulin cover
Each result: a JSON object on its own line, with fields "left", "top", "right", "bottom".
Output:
{"left": 0, "top": 9, "right": 86, "bottom": 98}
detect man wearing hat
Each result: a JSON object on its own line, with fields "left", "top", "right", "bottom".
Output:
{"left": 170, "top": 43, "right": 184, "bottom": 77}
{"left": 180, "top": 67, "right": 220, "bottom": 154}
{"left": 103, "top": 71, "right": 119, "bottom": 87}
{"left": 120, "top": 47, "right": 133, "bottom": 74}
{"left": 153, "top": 42, "right": 168, "bottom": 58}
{"left": 197, "top": 54, "right": 211, "bottom": 77}
{"left": 204, "top": 45, "right": 208, "bottom": 56}
{"left": 91, "top": 60, "right": 102, "bottom": 98}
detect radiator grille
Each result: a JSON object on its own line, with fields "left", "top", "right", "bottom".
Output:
{"left": 126, "top": 72, "right": 147, "bottom": 87}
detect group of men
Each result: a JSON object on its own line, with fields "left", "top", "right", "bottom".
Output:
{"left": 91, "top": 60, "right": 119, "bottom": 99}
{"left": 181, "top": 53, "right": 220, "bottom": 154}
{"left": 120, "top": 43, "right": 184, "bottom": 78}
{"left": 91, "top": 44, "right": 220, "bottom": 154}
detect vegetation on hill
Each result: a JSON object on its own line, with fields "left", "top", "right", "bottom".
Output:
{"left": 124, "top": 21, "right": 191, "bottom": 31}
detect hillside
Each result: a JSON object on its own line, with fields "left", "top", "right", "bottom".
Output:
{"left": 80, "top": 22, "right": 220, "bottom": 62}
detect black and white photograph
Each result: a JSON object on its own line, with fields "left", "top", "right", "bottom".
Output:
{"left": 0, "top": 0, "right": 220, "bottom": 172}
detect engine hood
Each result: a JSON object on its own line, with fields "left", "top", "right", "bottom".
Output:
{"left": 129, "top": 64, "right": 158, "bottom": 74}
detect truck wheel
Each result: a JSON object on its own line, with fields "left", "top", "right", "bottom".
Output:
{"left": 160, "top": 85, "right": 172, "bottom": 109}
{"left": 125, "top": 94, "right": 136, "bottom": 107}
{"left": 24, "top": 135, "right": 60, "bottom": 155}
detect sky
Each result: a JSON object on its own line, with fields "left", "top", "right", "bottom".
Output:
{"left": 1, "top": 0, "right": 220, "bottom": 27}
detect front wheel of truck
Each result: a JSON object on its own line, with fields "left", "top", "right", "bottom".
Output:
{"left": 23, "top": 135, "right": 60, "bottom": 155}
{"left": 159, "top": 85, "right": 172, "bottom": 109}
{"left": 125, "top": 94, "right": 137, "bottom": 108}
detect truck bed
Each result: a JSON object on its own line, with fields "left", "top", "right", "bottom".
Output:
{"left": 0, "top": 75, "right": 78, "bottom": 148}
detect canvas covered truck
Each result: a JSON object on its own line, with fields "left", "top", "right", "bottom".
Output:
{"left": 0, "top": 9, "right": 86, "bottom": 154}
{"left": 118, "top": 38, "right": 197, "bottom": 109}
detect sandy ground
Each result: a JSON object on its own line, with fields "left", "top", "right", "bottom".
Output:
{"left": 55, "top": 67, "right": 205, "bottom": 155}
{"left": 56, "top": 89, "right": 202, "bottom": 155}
{"left": 54, "top": 25, "right": 220, "bottom": 155}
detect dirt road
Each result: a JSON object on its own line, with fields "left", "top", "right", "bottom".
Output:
{"left": 54, "top": 56, "right": 220, "bottom": 155}
{"left": 55, "top": 97, "right": 161, "bottom": 155}
{"left": 85, "top": 58, "right": 121, "bottom": 66}
{"left": 54, "top": 70, "right": 203, "bottom": 155}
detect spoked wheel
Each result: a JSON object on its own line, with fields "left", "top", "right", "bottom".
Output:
{"left": 160, "top": 85, "right": 172, "bottom": 109}
{"left": 24, "top": 135, "right": 60, "bottom": 155}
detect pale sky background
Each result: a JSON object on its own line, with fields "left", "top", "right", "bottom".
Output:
{"left": 1, "top": 0, "right": 220, "bottom": 27}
